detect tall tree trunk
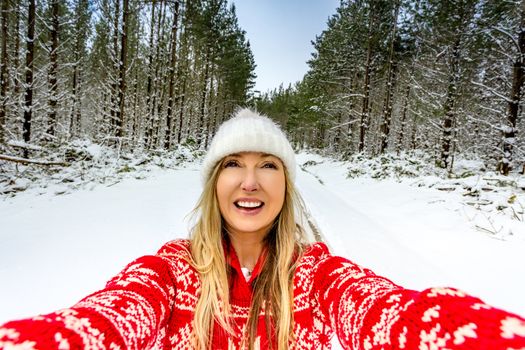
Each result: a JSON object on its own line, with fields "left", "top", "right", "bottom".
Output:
{"left": 212, "top": 79, "right": 221, "bottom": 135}
{"left": 204, "top": 66, "right": 215, "bottom": 149}
{"left": 164, "top": 0, "right": 180, "bottom": 150}
{"left": 333, "top": 113, "right": 343, "bottom": 152}
{"left": 70, "top": 49, "right": 80, "bottom": 137}
{"left": 411, "top": 113, "right": 418, "bottom": 150}
{"left": 359, "top": 9, "right": 374, "bottom": 153}
{"left": 47, "top": 0, "right": 59, "bottom": 138}
{"left": 439, "top": 36, "right": 461, "bottom": 169}
{"left": 0, "top": 0, "right": 9, "bottom": 144}
{"left": 150, "top": 0, "right": 167, "bottom": 148}
{"left": 70, "top": 0, "right": 88, "bottom": 139}
{"left": 115, "top": 0, "right": 129, "bottom": 138}
{"left": 131, "top": 67, "right": 139, "bottom": 145}
{"left": 379, "top": 0, "right": 400, "bottom": 154}
{"left": 396, "top": 84, "right": 411, "bottom": 154}
{"left": 144, "top": 0, "right": 156, "bottom": 146}
{"left": 153, "top": 76, "right": 167, "bottom": 148}
{"left": 177, "top": 75, "right": 186, "bottom": 144}
{"left": 14, "top": 1, "right": 20, "bottom": 98}
{"left": 110, "top": 0, "right": 120, "bottom": 130}
{"left": 198, "top": 46, "right": 210, "bottom": 147}
{"left": 499, "top": 0, "right": 525, "bottom": 175}
{"left": 176, "top": 27, "right": 189, "bottom": 144}
{"left": 22, "top": 0, "right": 36, "bottom": 157}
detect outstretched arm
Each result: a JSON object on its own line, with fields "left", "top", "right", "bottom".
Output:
{"left": 313, "top": 253, "right": 525, "bottom": 349}
{"left": 0, "top": 255, "right": 176, "bottom": 349}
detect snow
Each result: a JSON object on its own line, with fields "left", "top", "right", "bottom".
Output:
{"left": 296, "top": 153, "right": 525, "bottom": 313}
{"left": 1, "top": 152, "right": 524, "bottom": 348}
{"left": 86, "top": 144, "right": 103, "bottom": 159}
{"left": 0, "top": 163, "right": 202, "bottom": 321}
{"left": 7, "top": 140, "right": 44, "bottom": 151}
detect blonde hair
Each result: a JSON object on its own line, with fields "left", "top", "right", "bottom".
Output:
{"left": 189, "top": 158, "right": 307, "bottom": 349}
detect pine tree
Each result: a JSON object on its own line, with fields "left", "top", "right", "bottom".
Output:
{"left": 46, "top": 0, "right": 60, "bottom": 138}
{"left": 499, "top": 0, "right": 525, "bottom": 175}
{"left": 69, "top": 0, "right": 91, "bottom": 138}
{"left": 22, "top": 0, "right": 36, "bottom": 157}
{"left": 115, "top": 0, "right": 129, "bottom": 138}
{"left": 0, "top": 0, "right": 254, "bottom": 154}
{"left": 379, "top": 0, "right": 401, "bottom": 153}
{"left": 0, "top": 0, "right": 8, "bottom": 144}
{"left": 164, "top": 0, "right": 180, "bottom": 149}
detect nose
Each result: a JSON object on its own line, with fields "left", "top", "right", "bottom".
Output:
{"left": 241, "top": 168, "right": 259, "bottom": 192}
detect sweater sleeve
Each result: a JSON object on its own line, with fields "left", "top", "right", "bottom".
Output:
{"left": 0, "top": 254, "right": 176, "bottom": 349}
{"left": 312, "top": 246, "right": 525, "bottom": 349}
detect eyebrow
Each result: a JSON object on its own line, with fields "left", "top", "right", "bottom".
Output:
{"left": 226, "top": 153, "right": 275, "bottom": 159}
{"left": 225, "top": 153, "right": 241, "bottom": 159}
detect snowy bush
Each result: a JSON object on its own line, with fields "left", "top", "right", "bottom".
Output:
{"left": 0, "top": 140, "right": 200, "bottom": 197}
{"left": 340, "top": 151, "right": 525, "bottom": 238}
{"left": 346, "top": 151, "right": 444, "bottom": 180}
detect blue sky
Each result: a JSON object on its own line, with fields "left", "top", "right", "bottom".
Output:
{"left": 230, "top": 0, "right": 340, "bottom": 94}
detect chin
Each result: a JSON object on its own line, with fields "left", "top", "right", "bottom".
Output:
{"left": 234, "top": 226, "right": 267, "bottom": 234}
{"left": 230, "top": 221, "right": 272, "bottom": 235}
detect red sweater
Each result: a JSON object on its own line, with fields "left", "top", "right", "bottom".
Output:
{"left": 1, "top": 239, "right": 524, "bottom": 349}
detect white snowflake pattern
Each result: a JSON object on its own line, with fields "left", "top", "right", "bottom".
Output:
{"left": 452, "top": 323, "right": 477, "bottom": 345}
{"left": 419, "top": 323, "right": 451, "bottom": 350}
{"left": 422, "top": 305, "right": 441, "bottom": 322}
{"left": 501, "top": 317, "right": 525, "bottom": 339}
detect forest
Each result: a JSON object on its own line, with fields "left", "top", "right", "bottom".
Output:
{"left": 0, "top": 0, "right": 524, "bottom": 176}
{"left": 257, "top": 0, "right": 525, "bottom": 176}
{"left": 0, "top": 0, "right": 255, "bottom": 162}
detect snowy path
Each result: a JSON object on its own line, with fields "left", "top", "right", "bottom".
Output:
{"left": 296, "top": 160, "right": 447, "bottom": 285}
{"left": 296, "top": 153, "right": 525, "bottom": 315}
{"left": 1, "top": 156, "right": 524, "bottom": 339}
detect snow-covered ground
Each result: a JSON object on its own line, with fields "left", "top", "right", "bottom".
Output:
{"left": 295, "top": 153, "right": 525, "bottom": 315}
{"left": 1, "top": 152, "right": 524, "bottom": 348}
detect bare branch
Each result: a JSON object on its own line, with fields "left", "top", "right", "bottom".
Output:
{"left": 0, "top": 154, "right": 67, "bottom": 166}
{"left": 472, "top": 80, "right": 512, "bottom": 103}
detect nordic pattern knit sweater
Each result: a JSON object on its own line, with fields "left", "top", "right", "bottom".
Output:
{"left": 1, "top": 239, "right": 525, "bottom": 349}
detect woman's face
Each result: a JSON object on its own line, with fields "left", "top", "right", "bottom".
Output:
{"left": 216, "top": 152, "right": 286, "bottom": 238}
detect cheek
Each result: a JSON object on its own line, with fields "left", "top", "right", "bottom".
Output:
{"left": 265, "top": 172, "right": 286, "bottom": 209}
{"left": 278, "top": 181, "right": 286, "bottom": 208}
{"left": 216, "top": 178, "right": 228, "bottom": 212}
{"left": 216, "top": 172, "right": 237, "bottom": 210}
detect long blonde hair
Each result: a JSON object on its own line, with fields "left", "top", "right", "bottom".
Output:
{"left": 189, "top": 158, "right": 306, "bottom": 349}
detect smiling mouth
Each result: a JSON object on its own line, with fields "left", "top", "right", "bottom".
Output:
{"left": 234, "top": 201, "right": 264, "bottom": 210}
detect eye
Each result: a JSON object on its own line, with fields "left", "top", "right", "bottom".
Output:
{"left": 224, "top": 159, "right": 240, "bottom": 168}
{"left": 262, "top": 162, "right": 278, "bottom": 169}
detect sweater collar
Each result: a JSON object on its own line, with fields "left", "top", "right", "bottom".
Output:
{"left": 225, "top": 240, "right": 266, "bottom": 286}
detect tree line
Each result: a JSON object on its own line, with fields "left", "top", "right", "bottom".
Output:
{"left": 256, "top": 0, "right": 525, "bottom": 175}
{"left": 0, "top": 0, "right": 255, "bottom": 158}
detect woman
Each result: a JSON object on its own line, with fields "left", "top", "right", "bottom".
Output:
{"left": 0, "top": 108, "right": 524, "bottom": 350}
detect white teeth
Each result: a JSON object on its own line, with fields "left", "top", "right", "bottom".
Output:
{"left": 237, "top": 201, "right": 262, "bottom": 208}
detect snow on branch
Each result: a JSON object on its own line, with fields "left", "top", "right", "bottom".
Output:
{"left": 427, "top": 118, "right": 442, "bottom": 130}
{"left": 7, "top": 140, "right": 44, "bottom": 151}
{"left": 328, "top": 119, "right": 359, "bottom": 131}
{"left": 484, "top": 32, "right": 515, "bottom": 61}
{"left": 0, "top": 154, "right": 66, "bottom": 166}
{"left": 477, "top": 104, "right": 506, "bottom": 118}
{"left": 466, "top": 114, "right": 502, "bottom": 130}
{"left": 471, "top": 80, "right": 512, "bottom": 103}
{"left": 490, "top": 26, "right": 520, "bottom": 53}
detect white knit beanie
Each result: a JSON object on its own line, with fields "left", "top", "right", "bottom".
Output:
{"left": 201, "top": 108, "right": 296, "bottom": 184}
